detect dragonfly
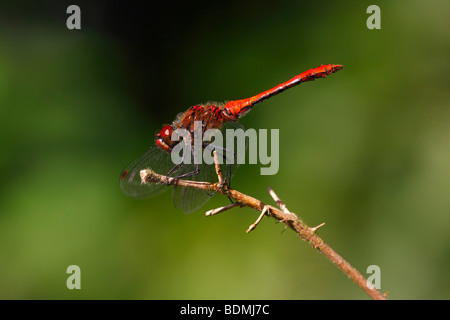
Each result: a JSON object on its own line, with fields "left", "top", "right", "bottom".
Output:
{"left": 120, "top": 64, "right": 343, "bottom": 213}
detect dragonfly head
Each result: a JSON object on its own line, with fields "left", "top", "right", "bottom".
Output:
{"left": 156, "top": 124, "right": 175, "bottom": 152}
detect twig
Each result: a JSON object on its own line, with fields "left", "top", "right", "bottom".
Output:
{"left": 139, "top": 153, "right": 388, "bottom": 300}
{"left": 205, "top": 202, "right": 241, "bottom": 216}
{"left": 267, "top": 186, "right": 290, "bottom": 214}
{"left": 246, "top": 205, "right": 270, "bottom": 233}
{"left": 267, "top": 186, "right": 298, "bottom": 232}
{"left": 213, "top": 151, "right": 224, "bottom": 185}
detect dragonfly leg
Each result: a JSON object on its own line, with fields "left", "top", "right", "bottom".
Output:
{"left": 165, "top": 146, "right": 200, "bottom": 184}
{"left": 225, "top": 164, "right": 235, "bottom": 204}
{"left": 170, "top": 146, "right": 202, "bottom": 180}
{"left": 171, "top": 163, "right": 200, "bottom": 181}
{"left": 225, "top": 163, "right": 232, "bottom": 187}
{"left": 165, "top": 163, "right": 183, "bottom": 185}
{"left": 208, "top": 177, "right": 225, "bottom": 196}
{"left": 208, "top": 164, "right": 233, "bottom": 197}
{"left": 166, "top": 163, "right": 182, "bottom": 176}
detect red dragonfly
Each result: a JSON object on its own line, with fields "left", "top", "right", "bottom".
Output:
{"left": 120, "top": 64, "right": 343, "bottom": 213}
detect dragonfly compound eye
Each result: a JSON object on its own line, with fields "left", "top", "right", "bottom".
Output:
{"left": 159, "top": 125, "right": 173, "bottom": 139}
{"left": 155, "top": 125, "right": 175, "bottom": 152}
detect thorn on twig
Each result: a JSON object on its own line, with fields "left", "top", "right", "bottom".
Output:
{"left": 246, "top": 206, "right": 270, "bottom": 233}
{"left": 275, "top": 215, "right": 291, "bottom": 234}
{"left": 310, "top": 222, "right": 326, "bottom": 233}
{"left": 279, "top": 220, "right": 289, "bottom": 234}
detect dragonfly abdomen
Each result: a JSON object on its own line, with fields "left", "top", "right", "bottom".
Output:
{"left": 223, "top": 64, "right": 343, "bottom": 120}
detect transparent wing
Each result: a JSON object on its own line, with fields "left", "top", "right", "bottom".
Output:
{"left": 173, "top": 121, "right": 248, "bottom": 213}
{"left": 217, "top": 121, "right": 247, "bottom": 186}
{"left": 120, "top": 145, "right": 175, "bottom": 198}
{"left": 172, "top": 160, "right": 217, "bottom": 214}
{"left": 120, "top": 122, "right": 248, "bottom": 213}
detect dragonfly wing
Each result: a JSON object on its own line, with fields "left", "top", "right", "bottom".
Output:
{"left": 172, "top": 161, "right": 217, "bottom": 214}
{"left": 172, "top": 121, "right": 248, "bottom": 213}
{"left": 120, "top": 145, "right": 175, "bottom": 199}
{"left": 217, "top": 121, "right": 248, "bottom": 185}
{"left": 121, "top": 122, "right": 248, "bottom": 212}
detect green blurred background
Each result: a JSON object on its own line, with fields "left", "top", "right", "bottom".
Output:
{"left": 0, "top": 0, "right": 448, "bottom": 299}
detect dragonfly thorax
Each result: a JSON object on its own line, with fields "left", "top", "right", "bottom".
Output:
{"left": 156, "top": 104, "right": 230, "bottom": 153}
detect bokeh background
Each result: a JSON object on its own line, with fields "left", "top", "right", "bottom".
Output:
{"left": 0, "top": 0, "right": 448, "bottom": 299}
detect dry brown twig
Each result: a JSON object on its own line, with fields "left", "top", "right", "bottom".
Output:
{"left": 140, "top": 151, "right": 388, "bottom": 300}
